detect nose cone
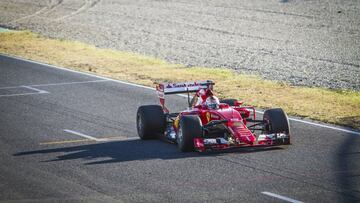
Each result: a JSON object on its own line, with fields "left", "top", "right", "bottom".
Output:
{"left": 232, "top": 125, "right": 256, "bottom": 145}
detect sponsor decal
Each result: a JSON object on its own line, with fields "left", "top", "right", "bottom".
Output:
{"left": 187, "top": 82, "right": 201, "bottom": 87}
{"left": 161, "top": 81, "right": 211, "bottom": 94}
{"left": 204, "top": 138, "right": 228, "bottom": 145}
{"left": 174, "top": 116, "right": 180, "bottom": 129}
{"left": 165, "top": 82, "right": 203, "bottom": 89}
{"left": 204, "top": 139, "right": 217, "bottom": 145}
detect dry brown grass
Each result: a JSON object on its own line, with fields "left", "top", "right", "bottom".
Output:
{"left": 1, "top": 31, "right": 359, "bottom": 129}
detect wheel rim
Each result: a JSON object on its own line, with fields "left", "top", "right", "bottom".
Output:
{"left": 177, "top": 125, "right": 183, "bottom": 144}
{"left": 137, "top": 114, "right": 143, "bottom": 135}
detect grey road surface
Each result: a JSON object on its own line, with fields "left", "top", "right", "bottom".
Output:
{"left": 0, "top": 0, "right": 359, "bottom": 90}
{"left": 0, "top": 55, "right": 359, "bottom": 202}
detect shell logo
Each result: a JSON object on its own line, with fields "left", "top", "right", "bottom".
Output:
{"left": 174, "top": 116, "right": 180, "bottom": 129}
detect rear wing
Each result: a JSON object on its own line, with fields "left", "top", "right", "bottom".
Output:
{"left": 156, "top": 80, "right": 214, "bottom": 112}
{"left": 156, "top": 80, "right": 214, "bottom": 95}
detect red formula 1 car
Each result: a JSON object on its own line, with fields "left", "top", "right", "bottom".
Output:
{"left": 136, "top": 80, "right": 291, "bottom": 152}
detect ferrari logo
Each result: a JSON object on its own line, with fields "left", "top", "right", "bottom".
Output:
{"left": 206, "top": 112, "right": 211, "bottom": 122}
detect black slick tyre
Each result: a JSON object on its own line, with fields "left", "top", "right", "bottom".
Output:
{"left": 263, "top": 108, "right": 291, "bottom": 144}
{"left": 136, "top": 105, "right": 165, "bottom": 140}
{"left": 177, "top": 115, "right": 202, "bottom": 152}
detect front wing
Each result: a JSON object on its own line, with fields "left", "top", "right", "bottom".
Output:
{"left": 193, "top": 133, "right": 290, "bottom": 152}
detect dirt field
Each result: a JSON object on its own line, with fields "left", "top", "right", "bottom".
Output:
{"left": 0, "top": 0, "right": 359, "bottom": 90}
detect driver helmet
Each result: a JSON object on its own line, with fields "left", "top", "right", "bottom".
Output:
{"left": 205, "top": 96, "right": 220, "bottom": 109}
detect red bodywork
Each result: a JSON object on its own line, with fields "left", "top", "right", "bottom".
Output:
{"left": 156, "top": 81, "right": 285, "bottom": 152}
{"left": 177, "top": 104, "right": 276, "bottom": 152}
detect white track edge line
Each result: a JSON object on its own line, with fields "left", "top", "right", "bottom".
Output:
{"left": 1, "top": 54, "right": 359, "bottom": 135}
{"left": 30, "top": 79, "right": 109, "bottom": 87}
{"left": 0, "top": 80, "right": 109, "bottom": 89}
{"left": 262, "top": 192, "right": 303, "bottom": 203}
{"left": 0, "top": 92, "right": 46, "bottom": 97}
{"left": 64, "top": 129, "right": 100, "bottom": 141}
{"left": 288, "top": 117, "right": 360, "bottom": 136}
{"left": 63, "top": 129, "right": 139, "bottom": 142}
{"left": 0, "top": 85, "right": 22, "bottom": 90}
{"left": 22, "top": 85, "right": 49, "bottom": 93}
{"left": 0, "top": 54, "right": 155, "bottom": 91}
{"left": 254, "top": 110, "right": 360, "bottom": 136}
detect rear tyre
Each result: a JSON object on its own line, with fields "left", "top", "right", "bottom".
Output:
{"left": 177, "top": 115, "right": 202, "bottom": 152}
{"left": 136, "top": 105, "right": 165, "bottom": 140}
{"left": 263, "top": 108, "right": 291, "bottom": 144}
{"left": 220, "top": 99, "right": 238, "bottom": 106}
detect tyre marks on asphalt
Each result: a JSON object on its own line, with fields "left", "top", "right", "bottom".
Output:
{"left": 9, "top": 7, "right": 48, "bottom": 24}
{"left": 81, "top": 5, "right": 359, "bottom": 71}
{"left": 172, "top": 0, "right": 315, "bottom": 19}
{"left": 89, "top": 5, "right": 285, "bottom": 43}
{"left": 9, "top": 0, "right": 63, "bottom": 23}
{"left": 55, "top": 0, "right": 101, "bottom": 21}
{"left": 9, "top": 0, "right": 101, "bottom": 23}
{"left": 40, "top": 0, "right": 64, "bottom": 16}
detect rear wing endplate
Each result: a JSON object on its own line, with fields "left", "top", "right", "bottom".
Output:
{"left": 156, "top": 80, "right": 214, "bottom": 112}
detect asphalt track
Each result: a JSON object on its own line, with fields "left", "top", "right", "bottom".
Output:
{"left": 0, "top": 54, "right": 359, "bottom": 202}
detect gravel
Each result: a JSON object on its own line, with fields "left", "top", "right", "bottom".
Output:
{"left": 0, "top": 0, "right": 359, "bottom": 90}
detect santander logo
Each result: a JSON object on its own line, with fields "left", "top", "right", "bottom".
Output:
{"left": 167, "top": 82, "right": 201, "bottom": 88}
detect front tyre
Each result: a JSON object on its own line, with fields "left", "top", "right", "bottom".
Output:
{"left": 263, "top": 108, "right": 291, "bottom": 144}
{"left": 177, "top": 115, "right": 202, "bottom": 152}
{"left": 137, "top": 105, "right": 165, "bottom": 140}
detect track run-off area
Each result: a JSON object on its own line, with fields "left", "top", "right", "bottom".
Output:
{"left": 0, "top": 54, "right": 359, "bottom": 202}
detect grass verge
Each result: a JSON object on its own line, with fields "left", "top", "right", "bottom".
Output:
{"left": 0, "top": 31, "right": 359, "bottom": 129}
